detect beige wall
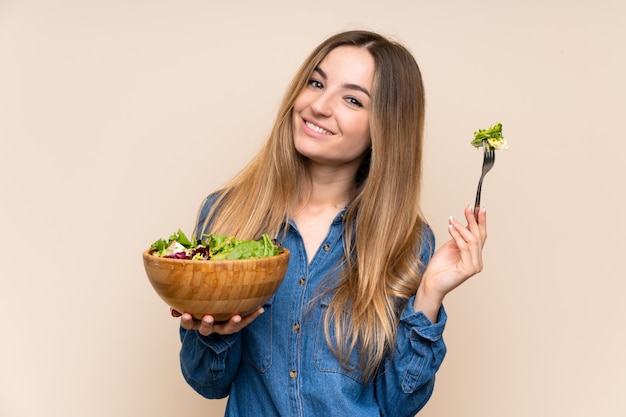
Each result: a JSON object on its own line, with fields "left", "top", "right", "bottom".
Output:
{"left": 1, "top": 1, "right": 625, "bottom": 416}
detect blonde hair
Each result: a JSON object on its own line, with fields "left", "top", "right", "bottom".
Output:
{"left": 196, "top": 30, "right": 427, "bottom": 382}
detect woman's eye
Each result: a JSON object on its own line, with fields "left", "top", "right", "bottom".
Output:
{"left": 346, "top": 97, "right": 363, "bottom": 107}
{"left": 308, "top": 79, "right": 323, "bottom": 89}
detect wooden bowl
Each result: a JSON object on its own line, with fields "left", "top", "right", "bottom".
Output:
{"left": 143, "top": 248, "right": 290, "bottom": 321}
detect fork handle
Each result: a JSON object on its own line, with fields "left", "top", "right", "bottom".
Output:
{"left": 473, "top": 205, "right": 481, "bottom": 220}
{"left": 474, "top": 178, "right": 484, "bottom": 219}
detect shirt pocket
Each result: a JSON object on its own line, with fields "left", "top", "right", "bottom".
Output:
{"left": 312, "top": 296, "right": 365, "bottom": 385}
{"left": 241, "top": 296, "right": 274, "bottom": 373}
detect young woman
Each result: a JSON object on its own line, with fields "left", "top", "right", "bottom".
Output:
{"left": 173, "top": 30, "right": 487, "bottom": 416}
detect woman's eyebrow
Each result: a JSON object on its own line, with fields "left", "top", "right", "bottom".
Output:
{"left": 313, "top": 67, "right": 371, "bottom": 98}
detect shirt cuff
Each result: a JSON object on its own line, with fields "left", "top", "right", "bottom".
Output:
{"left": 180, "top": 327, "right": 240, "bottom": 354}
{"left": 400, "top": 295, "right": 447, "bottom": 342}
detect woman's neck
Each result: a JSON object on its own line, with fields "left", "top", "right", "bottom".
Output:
{"left": 300, "top": 163, "right": 357, "bottom": 211}
{"left": 291, "top": 164, "right": 356, "bottom": 262}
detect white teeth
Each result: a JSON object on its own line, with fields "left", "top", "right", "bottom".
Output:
{"left": 305, "top": 121, "right": 332, "bottom": 135}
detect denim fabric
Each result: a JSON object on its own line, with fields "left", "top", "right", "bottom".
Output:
{"left": 179, "top": 200, "right": 447, "bottom": 417}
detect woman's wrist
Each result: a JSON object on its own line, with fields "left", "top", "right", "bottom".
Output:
{"left": 414, "top": 279, "right": 445, "bottom": 324}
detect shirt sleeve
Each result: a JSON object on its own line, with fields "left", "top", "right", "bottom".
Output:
{"left": 374, "top": 301, "right": 447, "bottom": 417}
{"left": 178, "top": 327, "right": 242, "bottom": 399}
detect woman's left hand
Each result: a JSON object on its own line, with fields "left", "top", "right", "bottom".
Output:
{"left": 415, "top": 205, "right": 487, "bottom": 320}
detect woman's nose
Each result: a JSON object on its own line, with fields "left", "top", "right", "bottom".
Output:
{"left": 311, "top": 93, "right": 333, "bottom": 117}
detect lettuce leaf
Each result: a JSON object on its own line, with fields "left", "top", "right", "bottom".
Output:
{"left": 470, "top": 122, "right": 509, "bottom": 150}
{"left": 149, "top": 230, "right": 279, "bottom": 260}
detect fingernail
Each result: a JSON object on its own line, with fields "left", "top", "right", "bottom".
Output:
{"left": 203, "top": 316, "right": 213, "bottom": 324}
{"left": 259, "top": 307, "right": 265, "bottom": 314}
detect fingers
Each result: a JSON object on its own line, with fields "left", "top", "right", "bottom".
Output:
{"left": 448, "top": 212, "right": 477, "bottom": 249}
{"left": 468, "top": 205, "right": 488, "bottom": 242}
{"left": 178, "top": 312, "right": 221, "bottom": 336}
{"left": 447, "top": 217, "right": 477, "bottom": 264}
{"left": 460, "top": 205, "right": 487, "bottom": 246}
{"left": 449, "top": 210, "right": 485, "bottom": 275}
{"left": 173, "top": 307, "right": 265, "bottom": 337}
{"left": 199, "top": 314, "right": 219, "bottom": 336}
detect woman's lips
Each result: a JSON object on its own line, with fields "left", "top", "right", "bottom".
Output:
{"left": 304, "top": 120, "right": 334, "bottom": 135}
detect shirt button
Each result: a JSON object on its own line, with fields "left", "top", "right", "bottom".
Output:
{"left": 293, "top": 323, "right": 300, "bottom": 332}
{"left": 323, "top": 244, "right": 330, "bottom": 252}
{"left": 289, "top": 370, "right": 297, "bottom": 379}
{"left": 299, "top": 277, "right": 306, "bottom": 286}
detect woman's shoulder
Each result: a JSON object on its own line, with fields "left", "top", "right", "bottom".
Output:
{"left": 419, "top": 222, "right": 435, "bottom": 265}
{"left": 421, "top": 222, "right": 434, "bottom": 244}
{"left": 195, "top": 191, "right": 226, "bottom": 238}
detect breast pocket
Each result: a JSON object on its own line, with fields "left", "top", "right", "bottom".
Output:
{"left": 312, "top": 297, "right": 365, "bottom": 385}
{"left": 241, "top": 296, "right": 274, "bottom": 373}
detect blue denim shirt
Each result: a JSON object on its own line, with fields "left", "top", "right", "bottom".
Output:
{"left": 179, "top": 202, "right": 447, "bottom": 417}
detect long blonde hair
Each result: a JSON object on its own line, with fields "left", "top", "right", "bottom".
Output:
{"left": 196, "top": 30, "right": 427, "bottom": 382}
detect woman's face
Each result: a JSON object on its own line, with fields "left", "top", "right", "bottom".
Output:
{"left": 292, "top": 46, "right": 374, "bottom": 170}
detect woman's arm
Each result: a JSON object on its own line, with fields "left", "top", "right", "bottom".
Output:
{"left": 179, "top": 327, "right": 241, "bottom": 399}
{"left": 375, "top": 300, "right": 448, "bottom": 417}
{"left": 375, "top": 206, "right": 487, "bottom": 416}
{"left": 175, "top": 309, "right": 265, "bottom": 398}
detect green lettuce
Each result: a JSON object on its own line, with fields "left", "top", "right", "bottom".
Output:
{"left": 470, "top": 122, "right": 509, "bottom": 150}
{"left": 149, "top": 230, "right": 280, "bottom": 260}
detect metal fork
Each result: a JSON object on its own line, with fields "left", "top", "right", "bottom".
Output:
{"left": 473, "top": 141, "right": 496, "bottom": 219}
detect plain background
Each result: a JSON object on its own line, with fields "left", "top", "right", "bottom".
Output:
{"left": 1, "top": 1, "right": 625, "bottom": 416}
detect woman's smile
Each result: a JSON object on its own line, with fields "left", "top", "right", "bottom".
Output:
{"left": 303, "top": 119, "right": 334, "bottom": 136}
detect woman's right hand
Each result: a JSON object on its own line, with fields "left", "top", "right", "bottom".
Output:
{"left": 170, "top": 308, "right": 265, "bottom": 337}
